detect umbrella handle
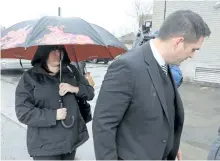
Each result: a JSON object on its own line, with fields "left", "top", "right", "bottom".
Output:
{"left": 59, "top": 102, "right": 74, "bottom": 128}
{"left": 61, "top": 116, "right": 75, "bottom": 128}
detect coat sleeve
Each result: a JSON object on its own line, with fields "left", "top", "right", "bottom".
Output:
{"left": 71, "top": 64, "right": 95, "bottom": 101}
{"left": 15, "top": 73, "right": 57, "bottom": 127}
{"left": 92, "top": 59, "right": 134, "bottom": 160}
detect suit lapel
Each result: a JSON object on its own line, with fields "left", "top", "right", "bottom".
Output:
{"left": 141, "top": 42, "right": 170, "bottom": 125}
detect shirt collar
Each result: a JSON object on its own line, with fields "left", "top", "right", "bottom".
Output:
{"left": 150, "top": 39, "right": 166, "bottom": 66}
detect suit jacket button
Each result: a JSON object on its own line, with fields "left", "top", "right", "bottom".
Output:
{"left": 162, "top": 140, "right": 167, "bottom": 143}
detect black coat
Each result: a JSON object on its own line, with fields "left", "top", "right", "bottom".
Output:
{"left": 15, "top": 63, "right": 94, "bottom": 157}
{"left": 92, "top": 42, "right": 184, "bottom": 160}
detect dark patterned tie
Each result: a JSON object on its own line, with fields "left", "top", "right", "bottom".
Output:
{"left": 161, "top": 64, "right": 168, "bottom": 75}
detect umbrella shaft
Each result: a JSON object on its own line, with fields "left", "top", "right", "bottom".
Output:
{"left": 60, "top": 101, "right": 63, "bottom": 108}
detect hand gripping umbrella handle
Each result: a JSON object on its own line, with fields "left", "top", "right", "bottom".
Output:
{"left": 60, "top": 102, "right": 75, "bottom": 128}
{"left": 61, "top": 116, "right": 75, "bottom": 128}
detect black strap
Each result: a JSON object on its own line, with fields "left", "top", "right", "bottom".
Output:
{"left": 67, "top": 65, "right": 80, "bottom": 82}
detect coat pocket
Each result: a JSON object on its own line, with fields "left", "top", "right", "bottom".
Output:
{"left": 38, "top": 126, "right": 67, "bottom": 151}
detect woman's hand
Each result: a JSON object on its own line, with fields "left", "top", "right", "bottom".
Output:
{"left": 56, "top": 108, "right": 67, "bottom": 120}
{"left": 59, "top": 83, "right": 79, "bottom": 96}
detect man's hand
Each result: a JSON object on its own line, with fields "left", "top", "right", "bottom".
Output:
{"left": 56, "top": 108, "right": 67, "bottom": 120}
{"left": 59, "top": 83, "right": 79, "bottom": 96}
{"left": 176, "top": 148, "right": 182, "bottom": 160}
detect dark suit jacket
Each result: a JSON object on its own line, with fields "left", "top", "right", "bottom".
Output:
{"left": 92, "top": 42, "right": 184, "bottom": 160}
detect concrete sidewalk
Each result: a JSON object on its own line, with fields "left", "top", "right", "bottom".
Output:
{"left": 178, "top": 83, "right": 220, "bottom": 159}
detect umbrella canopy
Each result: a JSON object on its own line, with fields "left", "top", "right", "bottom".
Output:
{"left": 0, "top": 16, "right": 127, "bottom": 62}
{"left": 90, "top": 23, "right": 127, "bottom": 53}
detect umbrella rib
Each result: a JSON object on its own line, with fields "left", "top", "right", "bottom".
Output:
{"left": 24, "top": 18, "right": 42, "bottom": 48}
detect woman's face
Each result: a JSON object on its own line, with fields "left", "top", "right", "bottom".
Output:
{"left": 47, "top": 48, "right": 63, "bottom": 67}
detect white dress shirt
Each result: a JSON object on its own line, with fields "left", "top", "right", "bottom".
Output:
{"left": 149, "top": 39, "right": 166, "bottom": 66}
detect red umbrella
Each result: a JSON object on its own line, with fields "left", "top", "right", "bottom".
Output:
{"left": 1, "top": 17, "right": 127, "bottom": 62}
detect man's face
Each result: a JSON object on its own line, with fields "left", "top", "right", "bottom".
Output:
{"left": 169, "top": 37, "right": 204, "bottom": 65}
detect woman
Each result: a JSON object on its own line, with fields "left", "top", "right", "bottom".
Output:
{"left": 15, "top": 45, "right": 94, "bottom": 160}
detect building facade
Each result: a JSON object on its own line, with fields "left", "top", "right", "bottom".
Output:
{"left": 152, "top": 0, "right": 220, "bottom": 85}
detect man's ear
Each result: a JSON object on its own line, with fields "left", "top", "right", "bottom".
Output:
{"left": 175, "top": 37, "right": 184, "bottom": 45}
{"left": 173, "top": 37, "right": 184, "bottom": 49}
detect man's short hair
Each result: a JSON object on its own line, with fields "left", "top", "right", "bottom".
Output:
{"left": 157, "top": 10, "right": 211, "bottom": 43}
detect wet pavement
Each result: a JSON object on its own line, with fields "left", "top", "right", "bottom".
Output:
{"left": 1, "top": 62, "right": 220, "bottom": 160}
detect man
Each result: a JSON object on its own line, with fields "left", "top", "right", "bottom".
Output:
{"left": 92, "top": 10, "right": 211, "bottom": 160}
{"left": 170, "top": 65, "right": 183, "bottom": 88}
{"left": 207, "top": 127, "right": 220, "bottom": 160}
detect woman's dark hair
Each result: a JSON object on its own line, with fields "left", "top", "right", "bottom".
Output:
{"left": 31, "top": 45, "right": 71, "bottom": 72}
